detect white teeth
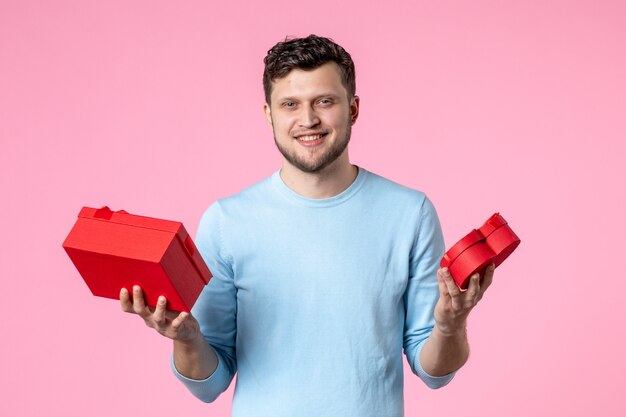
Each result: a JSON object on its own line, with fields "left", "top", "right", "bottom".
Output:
{"left": 297, "top": 134, "right": 324, "bottom": 141}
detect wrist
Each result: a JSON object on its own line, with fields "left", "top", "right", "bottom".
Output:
{"left": 434, "top": 321, "right": 468, "bottom": 339}
{"left": 175, "top": 331, "right": 204, "bottom": 350}
{"left": 173, "top": 333, "right": 217, "bottom": 381}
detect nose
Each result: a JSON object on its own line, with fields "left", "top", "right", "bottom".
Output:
{"left": 298, "top": 105, "right": 320, "bottom": 128}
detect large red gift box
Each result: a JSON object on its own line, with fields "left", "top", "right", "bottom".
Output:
{"left": 440, "top": 213, "right": 520, "bottom": 289}
{"left": 63, "top": 206, "right": 212, "bottom": 312}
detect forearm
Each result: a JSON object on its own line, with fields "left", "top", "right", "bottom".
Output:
{"left": 173, "top": 334, "right": 218, "bottom": 380}
{"left": 419, "top": 323, "right": 469, "bottom": 376}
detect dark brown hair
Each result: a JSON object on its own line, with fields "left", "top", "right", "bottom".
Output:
{"left": 263, "top": 34, "right": 356, "bottom": 105}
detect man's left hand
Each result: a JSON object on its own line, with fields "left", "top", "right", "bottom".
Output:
{"left": 434, "top": 264, "right": 495, "bottom": 335}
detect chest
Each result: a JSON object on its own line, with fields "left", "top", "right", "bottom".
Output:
{"left": 229, "top": 206, "right": 416, "bottom": 314}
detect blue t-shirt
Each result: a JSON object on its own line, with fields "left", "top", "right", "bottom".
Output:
{"left": 172, "top": 167, "right": 454, "bottom": 416}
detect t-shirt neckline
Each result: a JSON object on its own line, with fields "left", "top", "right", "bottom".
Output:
{"left": 271, "top": 166, "right": 368, "bottom": 208}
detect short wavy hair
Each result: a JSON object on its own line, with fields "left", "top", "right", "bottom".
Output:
{"left": 263, "top": 34, "right": 356, "bottom": 104}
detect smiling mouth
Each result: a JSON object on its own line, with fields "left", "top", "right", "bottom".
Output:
{"left": 295, "top": 133, "right": 328, "bottom": 142}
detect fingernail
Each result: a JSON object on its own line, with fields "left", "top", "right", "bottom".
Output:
{"left": 490, "top": 264, "right": 496, "bottom": 271}
{"left": 443, "top": 268, "right": 450, "bottom": 277}
{"left": 158, "top": 296, "right": 165, "bottom": 305}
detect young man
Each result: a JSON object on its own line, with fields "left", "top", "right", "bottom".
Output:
{"left": 120, "top": 34, "right": 494, "bottom": 416}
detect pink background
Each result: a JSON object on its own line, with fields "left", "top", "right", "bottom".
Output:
{"left": 1, "top": 1, "right": 625, "bottom": 416}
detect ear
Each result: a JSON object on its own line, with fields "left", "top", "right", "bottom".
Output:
{"left": 263, "top": 102, "right": 273, "bottom": 127}
{"left": 350, "top": 95, "right": 360, "bottom": 125}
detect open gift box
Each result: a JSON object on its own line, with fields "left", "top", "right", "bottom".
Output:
{"left": 63, "top": 206, "right": 212, "bottom": 312}
{"left": 440, "top": 213, "right": 520, "bottom": 289}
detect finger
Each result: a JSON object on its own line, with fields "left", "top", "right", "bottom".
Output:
{"left": 153, "top": 296, "right": 167, "bottom": 327}
{"left": 120, "top": 288, "right": 133, "bottom": 313}
{"left": 437, "top": 269, "right": 450, "bottom": 298}
{"left": 465, "top": 273, "right": 481, "bottom": 306}
{"left": 441, "top": 268, "right": 462, "bottom": 310}
{"left": 171, "top": 311, "right": 189, "bottom": 330}
{"left": 478, "top": 264, "right": 495, "bottom": 300}
{"left": 132, "top": 285, "right": 149, "bottom": 317}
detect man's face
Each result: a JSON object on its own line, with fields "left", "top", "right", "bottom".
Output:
{"left": 264, "top": 62, "right": 359, "bottom": 174}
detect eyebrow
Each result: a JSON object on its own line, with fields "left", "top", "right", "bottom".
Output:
{"left": 276, "top": 93, "right": 342, "bottom": 102}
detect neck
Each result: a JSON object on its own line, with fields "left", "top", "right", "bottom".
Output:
{"left": 279, "top": 154, "right": 358, "bottom": 199}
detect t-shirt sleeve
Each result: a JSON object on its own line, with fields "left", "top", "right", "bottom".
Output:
{"left": 171, "top": 201, "right": 238, "bottom": 402}
{"left": 403, "top": 195, "right": 456, "bottom": 389}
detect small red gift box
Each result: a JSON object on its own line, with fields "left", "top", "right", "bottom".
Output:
{"left": 440, "top": 213, "right": 520, "bottom": 289}
{"left": 63, "top": 206, "right": 212, "bottom": 312}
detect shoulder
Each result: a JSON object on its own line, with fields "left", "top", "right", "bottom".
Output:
{"left": 198, "top": 172, "right": 277, "bottom": 230}
{"left": 359, "top": 168, "right": 441, "bottom": 233}
{"left": 361, "top": 168, "right": 430, "bottom": 209}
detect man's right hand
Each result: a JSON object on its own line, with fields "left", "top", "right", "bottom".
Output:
{"left": 120, "top": 286, "right": 200, "bottom": 342}
{"left": 120, "top": 286, "right": 218, "bottom": 380}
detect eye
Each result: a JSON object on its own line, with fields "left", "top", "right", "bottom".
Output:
{"left": 317, "top": 98, "right": 337, "bottom": 108}
{"left": 282, "top": 101, "right": 297, "bottom": 108}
